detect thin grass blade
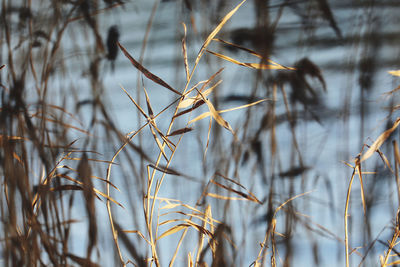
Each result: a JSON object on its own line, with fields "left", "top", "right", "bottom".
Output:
{"left": 118, "top": 42, "right": 181, "bottom": 95}
{"left": 360, "top": 118, "right": 400, "bottom": 162}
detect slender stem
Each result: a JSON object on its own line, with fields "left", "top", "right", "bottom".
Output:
{"left": 345, "top": 167, "right": 356, "bottom": 267}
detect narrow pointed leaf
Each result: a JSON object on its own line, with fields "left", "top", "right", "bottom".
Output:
{"left": 207, "top": 50, "right": 294, "bottom": 70}
{"left": 195, "top": 0, "right": 246, "bottom": 64}
{"left": 178, "top": 80, "right": 222, "bottom": 109}
{"left": 175, "top": 100, "right": 206, "bottom": 118}
{"left": 118, "top": 42, "right": 181, "bottom": 95}
{"left": 188, "top": 112, "right": 212, "bottom": 125}
{"left": 167, "top": 127, "right": 193, "bottom": 136}
{"left": 360, "top": 118, "right": 400, "bottom": 162}
{"left": 157, "top": 224, "right": 188, "bottom": 240}
{"left": 181, "top": 22, "right": 190, "bottom": 82}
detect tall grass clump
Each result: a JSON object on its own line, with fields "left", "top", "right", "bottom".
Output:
{"left": 2, "top": 0, "right": 400, "bottom": 266}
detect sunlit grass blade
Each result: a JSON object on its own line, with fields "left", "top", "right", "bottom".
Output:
{"left": 188, "top": 99, "right": 267, "bottom": 126}
{"left": 188, "top": 111, "right": 212, "bottom": 124}
{"left": 149, "top": 125, "right": 169, "bottom": 161}
{"left": 121, "top": 230, "right": 151, "bottom": 245}
{"left": 207, "top": 50, "right": 294, "bottom": 70}
{"left": 143, "top": 87, "right": 154, "bottom": 117}
{"left": 157, "top": 221, "right": 213, "bottom": 241}
{"left": 197, "top": 89, "right": 234, "bottom": 134}
{"left": 195, "top": 205, "right": 212, "bottom": 265}
{"left": 181, "top": 22, "right": 189, "bottom": 82}
{"left": 157, "top": 224, "right": 189, "bottom": 241}
{"left": 94, "top": 187, "right": 123, "bottom": 208}
{"left": 210, "top": 179, "right": 261, "bottom": 204}
{"left": 360, "top": 117, "right": 400, "bottom": 162}
{"left": 159, "top": 217, "right": 218, "bottom": 228}
{"left": 218, "top": 99, "right": 268, "bottom": 113}
{"left": 206, "top": 193, "right": 259, "bottom": 201}
{"left": 191, "top": 0, "right": 247, "bottom": 77}
{"left": 215, "top": 172, "right": 261, "bottom": 203}
{"left": 355, "top": 159, "right": 366, "bottom": 215}
{"left": 375, "top": 148, "right": 393, "bottom": 172}
{"left": 175, "top": 100, "right": 206, "bottom": 119}
{"left": 204, "top": 117, "right": 212, "bottom": 159}
{"left": 178, "top": 80, "right": 222, "bottom": 109}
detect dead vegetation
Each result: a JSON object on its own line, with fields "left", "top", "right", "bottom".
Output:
{"left": 2, "top": 0, "right": 400, "bottom": 266}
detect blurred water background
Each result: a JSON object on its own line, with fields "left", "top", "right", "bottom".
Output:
{"left": 2, "top": 0, "right": 400, "bottom": 266}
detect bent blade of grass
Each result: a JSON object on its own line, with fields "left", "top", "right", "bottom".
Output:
{"left": 188, "top": 99, "right": 267, "bottom": 125}
{"left": 207, "top": 50, "right": 294, "bottom": 70}
{"left": 196, "top": 89, "right": 234, "bottom": 134}
{"left": 57, "top": 171, "right": 119, "bottom": 190}
{"left": 190, "top": 0, "right": 247, "bottom": 79}
{"left": 274, "top": 190, "right": 314, "bottom": 216}
{"left": 204, "top": 117, "right": 212, "bottom": 160}
{"left": 206, "top": 193, "right": 257, "bottom": 201}
{"left": 118, "top": 42, "right": 181, "bottom": 96}
{"left": 53, "top": 173, "right": 122, "bottom": 206}
{"left": 178, "top": 68, "right": 224, "bottom": 109}
{"left": 375, "top": 148, "right": 393, "bottom": 172}
{"left": 160, "top": 203, "right": 181, "bottom": 210}
{"left": 178, "top": 80, "right": 223, "bottom": 109}
{"left": 355, "top": 159, "right": 366, "bottom": 215}
{"left": 158, "top": 199, "right": 220, "bottom": 225}
{"left": 209, "top": 179, "right": 262, "bottom": 204}
{"left": 195, "top": 205, "right": 212, "bottom": 265}
{"left": 63, "top": 157, "right": 117, "bottom": 164}
{"left": 149, "top": 125, "right": 169, "bottom": 161}
{"left": 215, "top": 172, "right": 262, "bottom": 203}
{"left": 167, "top": 127, "right": 193, "bottom": 137}
{"left": 175, "top": 100, "right": 206, "bottom": 119}
{"left": 120, "top": 85, "right": 148, "bottom": 118}
{"left": 148, "top": 164, "right": 181, "bottom": 176}
{"left": 93, "top": 188, "right": 123, "bottom": 207}
{"left": 143, "top": 86, "right": 154, "bottom": 117}
{"left": 158, "top": 222, "right": 213, "bottom": 241}
{"left": 213, "top": 38, "right": 296, "bottom": 71}
{"left": 122, "top": 230, "right": 151, "bottom": 245}
{"left": 360, "top": 117, "right": 400, "bottom": 162}
{"left": 213, "top": 38, "right": 262, "bottom": 57}
{"left": 181, "top": 22, "right": 190, "bottom": 82}
{"left": 219, "top": 99, "right": 268, "bottom": 113}
{"left": 157, "top": 224, "right": 189, "bottom": 240}
{"left": 159, "top": 212, "right": 220, "bottom": 226}
{"left": 188, "top": 112, "right": 212, "bottom": 124}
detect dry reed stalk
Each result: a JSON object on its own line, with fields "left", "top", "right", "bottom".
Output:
{"left": 344, "top": 161, "right": 357, "bottom": 267}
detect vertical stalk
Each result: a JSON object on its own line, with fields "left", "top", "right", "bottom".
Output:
{"left": 345, "top": 166, "right": 357, "bottom": 267}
